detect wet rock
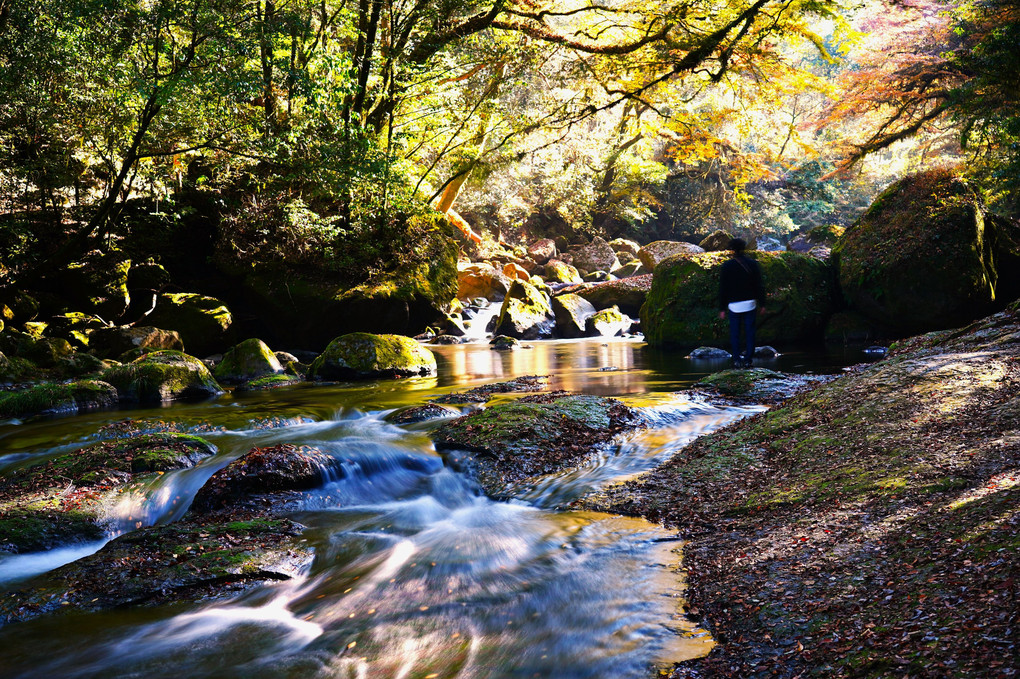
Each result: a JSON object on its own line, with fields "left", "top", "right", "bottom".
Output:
{"left": 863, "top": 345, "right": 888, "bottom": 356}
{"left": 698, "top": 230, "right": 734, "bottom": 252}
{"left": 835, "top": 169, "right": 1020, "bottom": 335}
{"left": 544, "top": 259, "right": 583, "bottom": 285}
{"left": 527, "top": 238, "right": 557, "bottom": 264}
{"left": 213, "top": 338, "right": 284, "bottom": 385}
{"left": 585, "top": 306, "right": 632, "bottom": 337}
{"left": 0, "top": 517, "right": 310, "bottom": 625}
{"left": 457, "top": 262, "right": 511, "bottom": 301}
{"left": 386, "top": 403, "right": 460, "bottom": 424}
{"left": 431, "top": 375, "right": 547, "bottom": 404}
{"left": 552, "top": 294, "right": 597, "bottom": 339}
{"left": 433, "top": 392, "right": 641, "bottom": 493}
{"left": 753, "top": 345, "right": 780, "bottom": 358}
{"left": 0, "top": 433, "right": 216, "bottom": 554}
{"left": 89, "top": 325, "right": 184, "bottom": 359}
{"left": 0, "top": 330, "right": 76, "bottom": 369}
{"left": 190, "top": 444, "right": 336, "bottom": 513}
{"left": 688, "top": 346, "right": 731, "bottom": 360}
{"left": 608, "top": 238, "right": 640, "bottom": 256}
{"left": 431, "top": 334, "right": 462, "bottom": 345}
{"left": 642, "top": 252, "right": 836, "bottom": 350}
{"left": 637, "top": 240, "right": 704, "bottom": 272}
{"left": 571, "top": 237, "right": 620, "bottom": 275}
{"left": 0, "top": 380, "right": 118, "bottom": 419}
{"left": 490, "top": 335, "right": 519, "bottom": 351}
{"left": 101, "top": 350, "right": 223, "bottom": 402}
{"left": 493, "top": 280, "right": 555, "bottom": 340}
{"left": 309, "top": 332, "right": 437, "bottom": 380}
{"left": 145, "top": 293, "right": 233, "bottom": 357}
{"left": 696, "top": 368, "right": 831, "bottom": 404}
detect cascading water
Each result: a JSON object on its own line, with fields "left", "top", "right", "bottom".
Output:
{"left": 0, "top": 338, "right": 834, "bottom": 678}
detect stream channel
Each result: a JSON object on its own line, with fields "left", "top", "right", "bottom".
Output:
{"left": 0, "top": 338, "right": 856, "bottom": 679}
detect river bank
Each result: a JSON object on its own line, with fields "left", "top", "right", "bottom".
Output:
{"left": 584, "top": 304, "right": 1020, "bottom": 677}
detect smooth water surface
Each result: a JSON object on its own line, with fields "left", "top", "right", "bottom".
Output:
{"left": 0, "top": 339, "right": 856, "bottom": 678}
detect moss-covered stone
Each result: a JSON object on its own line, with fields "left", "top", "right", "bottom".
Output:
{"left": 88, "top": 325, "right": 184, "bottom": 359}
{"left": 641, "top": 251, "right": 837, "bottom": 349}
{"left": 699, "top": 230, "right": 734, "bottom": 252}
{"left": 585, "top": 305, "right": 632, "bottom": 337}
{"left": 0, "top": 433, "right": 215, "bottom": 554}
{"left": 45, "top": 312, "right": 109, "bottom": 350}
{"left": 637, "top": 240, "right": 704, "bottom": 272}
{"left": 144, "top": 292, "right": 233, "bottom": 357}
{"left": 494, "top": 279, "right": 555, "bottom": 339}
{"left": 433, "top": 392, "right": 640, "bottom": 494}
{"left": 101, "top": 349, "right": 223, "bottom": 402}
{"left": 0, "top": 330, "right": 76, "bottom": 368}
{"left": 490, "top": 335, "right": 519, "bottom": 351}
{"left": 233, "top": 373, "right": 304, "bottom": 392}
{"left": 834, "top": 169, "right": 1020, "bottom": 335}
{"left": 608, "top": 238, "right": 640, "bottom": 256}
{"left": 213, "top": 338, "right": 283, "bottom": 384}
{"left": 562, "top": 274, "right": 652, "bottom": 316}
{"left": 0, "top": 517, "right": 310, "bottom": 624}
{"left": 309, "top": 332, "right": 436, "bottom": 380}
{"left": 551, "top": 293, "right": 596, "bottom": 338}
{"left": 0, "top": 380, "right": 118, "bottom": 419}
{"left": 544, "top": 259, "right": 583, "bottom": 284}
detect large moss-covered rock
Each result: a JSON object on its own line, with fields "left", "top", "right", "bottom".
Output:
{"left": 101, "top": 350, "right": 223, "bottom": 402}
{"left": 585, "top": 305, "right": 632, "bottom": 337}
{"left": 0, "top": 433, "right": 215, "bottom": 554}
{"left": 493, "top": 279, "right": 555, "bottom": 339}
{"left": 0, "top": 330, "right": 76, "bottom": 368}
{"left": 834, "top": 170, "right": 1020, "bottom": 335}
{"left": 45, "top": 312, "right": 109, "bottom": 350}
{"left": 309, "top": 332, "right": 437, "bottom": 380}
{"left": 433, "top": 392, "right": 640, "bottom": 493}
{"left": 145, "top": 293, "right": 233, "bottom": 357}
{"left": 88, "top": 325, "right": 184, "bottom": 359}
{"left": 641, "top": 251, "right": 836, "bottom": 349}
{"left": 561, "top": 274, "right": 653, "bottom": 316}
{"left": 637, "top": 240, "right": 704, "bottom": 272}
{"left": 552, "top": 293, "right": 597, "bottom": 338}
{"left": 0, "top": 380, "right": 118, "bottom": 419}
{"left": 213, "top": 338, "right": 283, "bottom": 384}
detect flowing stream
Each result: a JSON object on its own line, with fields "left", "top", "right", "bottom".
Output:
{"left": 0, "top": 339, "right": 851, "bottom": 678}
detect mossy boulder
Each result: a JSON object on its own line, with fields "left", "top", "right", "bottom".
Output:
{"left": 544, "top": 259, "right": 583, "bottom": 284}
{"left": 585, "top": 305, "right": 632, "bottom": 337}
{"left": 608, "top": 238, "right": 640, "bottom": 256}
{"left": 88, "top": 325, "right": 184, "bottom": 359}
{"left": 0, "top": 330, "right": 76, "bottom": 368}
{"left": 213, "top": 338, "right": 283, "bottom": 384}
{"left": 101, "top": 350, "right": 223, "bottom": 402}
{"left": 699, "top": 230, "right": 734, "bottom": 252}
{"left": 0, "top": 433, "right": 216, "bottom": 554}
{"left": 641, "top": 251, "right": 837, "bottom": 350}
{"left": 614, "top": 260, "right": 645, "bottom": 278}
{"left": 494, "top": 279, "right": 555, "bottom": 339}
{"left": 45, "top": 312, "right": 110, "bottom": 350}
{"left": 0, "top": 380, "right": 118, "bottom": 419}
{"left": 144, "top": 292, "right": 233, "bottom": 357}
{"left": 562, "top": 274, "right": 653, "bottom": 316}
{"left": 0, "top": 517, "right": 310, "bottom": 624}
{"left": 637, "top": 240, "right": 704, "bottom": 272}
{"left": 834, "top": 169, "right": 1020, "bottom": 335}
{"left": 552, "top": 294, "right": 597, "bottom": 338}
{"left": 309, "top": 332, "right": 436, "bottom": 380}
{"left": 433, "top": 392, "right": 640, "bottom": 494}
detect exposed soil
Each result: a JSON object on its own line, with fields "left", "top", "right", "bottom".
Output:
{"left": 583, "top": 305, "right": 1020, "bottom": 677}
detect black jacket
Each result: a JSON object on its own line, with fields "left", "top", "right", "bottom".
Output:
{"left": 719, "top": 255, "right": 765, "bottom": 311}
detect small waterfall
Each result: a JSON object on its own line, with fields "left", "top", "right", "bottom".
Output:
{"left": 460, "top": 301, "right": 502, "bottom": 342}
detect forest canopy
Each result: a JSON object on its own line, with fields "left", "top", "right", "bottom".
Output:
{"left": 0, "top": 0, "right": 1017, "bottom": 288}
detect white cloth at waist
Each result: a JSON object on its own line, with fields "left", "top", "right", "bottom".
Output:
{"left": 728, "top": 299, "right": 757, "bottom": 313}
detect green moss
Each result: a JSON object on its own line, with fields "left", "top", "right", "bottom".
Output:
{"left": 697, "top": 368, "right": 786, "bottom": 396}
{"left": 101, "top": 350, "right": 221, "bottom": 402}
{"left": 214, "top": 338, "right": 282, "bottom": 383}
{"left": 309, "top": 332, "right": 436, "bottom": 380}
{"left": 0, "top": 380, "right": 117, "bottom": 418}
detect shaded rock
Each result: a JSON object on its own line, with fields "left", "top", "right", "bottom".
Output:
{"left": 571, "top": 237, "right": 620, "bottom": 275}
{"left": 585, "top": 305, "right": 632, "bottom": 337}
{"left": 88, "top": 325, "right": 184, "bottom": 359}
{"left": 309, "top": 332, "right": 437, "bottom": 380}
{"left": 0, "top": 433, "right": 215, "bottom": 554}
{"left": 753, "top": 345, "right": 781, "bottom": 358}
{"left": 101, "top": 350, "right": 223, "bottom": 402}
{"left": 560, "top": 275, "right": 652, "bottom": 317}
{"left": 824, "top": 310, "right": 883, "bottom": 344}
{"left": 0, "top": 380, "right": 118, "bottom": 419}
{"left": 608, "top": 238, "right": 640, "bottom": 256}
{"left": 637, "top": 240, "right": 704, "bottom": 272}
{"left": 688, "top": 346, "right": 731, "bottom": 360}
{"left": 789, "top": 224, "right": 845, "bottom": 252}
{"left": 584, "top": 271, "right": 612, "bottom": 282}
{"left": 45, "top": 312, "right": 110, "bottom": 349}
{"left": 213, "top": 338, "right": 283, "bottom": 385}
{"left": 0, "top": 517, "right": 310, "bottom": 625}
{"left": 835, "top": 169, "right": 1020, "bottom": 335}
{"left": 493, "top": 280, "right": 555, "bottom": 339}
{"left": 145, "top": 293, "right": 233, "bottom": 357}
{"left": 458, "top": 262, "right": 511, "bottom": 301}
{"left": 433, "top": 392, "right": 641, "bottom": 494}
{"left": 190, "top": 444, "right": 336, "bottom": 513}
{"left": 490, "top": 335, "right": 519, "bottom": 351}
{"left": 641, "top": 252, "right": 836, "bottom": 350}
{"left": 126, "top": 259, "right": 171, "bottom": 293}
{"left": 544, "top": 259, "right": 583, "bottom": 284}
{"left": 552, "top": 294, "right": 597, "bottom": 338}
{"left": 527, "top": 238, "right": 557, "bottom": 264}
{"left": 37, "top": 251, "right": 131, "bottom": 320}
{"left": 699, "top": 230, "right": 734, "bottom": 252}
{"left": 431, "top": 334, "right": 462, "bottom": 345}
{"left": 615, "top": 260, "right": 644, "bottom": 278}
{"left": 386, "top": 403, "right": 460, "bottom": 424}
{"left": 616, "top": 250, "right": 638, "bottom": 264}
{"left": 443, "top": 313, "right": 467, "bottom": 337}
{"left": 0, "top": 331, "right": 76, "bottom": 369}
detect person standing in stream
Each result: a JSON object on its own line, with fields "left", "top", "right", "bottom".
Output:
{"left": 718, "top": 237, "right": 765, "bottom": 368}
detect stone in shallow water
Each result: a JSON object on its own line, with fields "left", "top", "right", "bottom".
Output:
{"left": 688, "top": 346, "right": 731, "bottom": 360}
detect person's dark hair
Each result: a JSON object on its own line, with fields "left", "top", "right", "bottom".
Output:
{"left": 728, "top": 238, "right": 746, "bottom": 253}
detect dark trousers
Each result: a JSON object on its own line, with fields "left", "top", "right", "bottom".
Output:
{"left": 728, "top": 309, "right": 756, "bottom": 362}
